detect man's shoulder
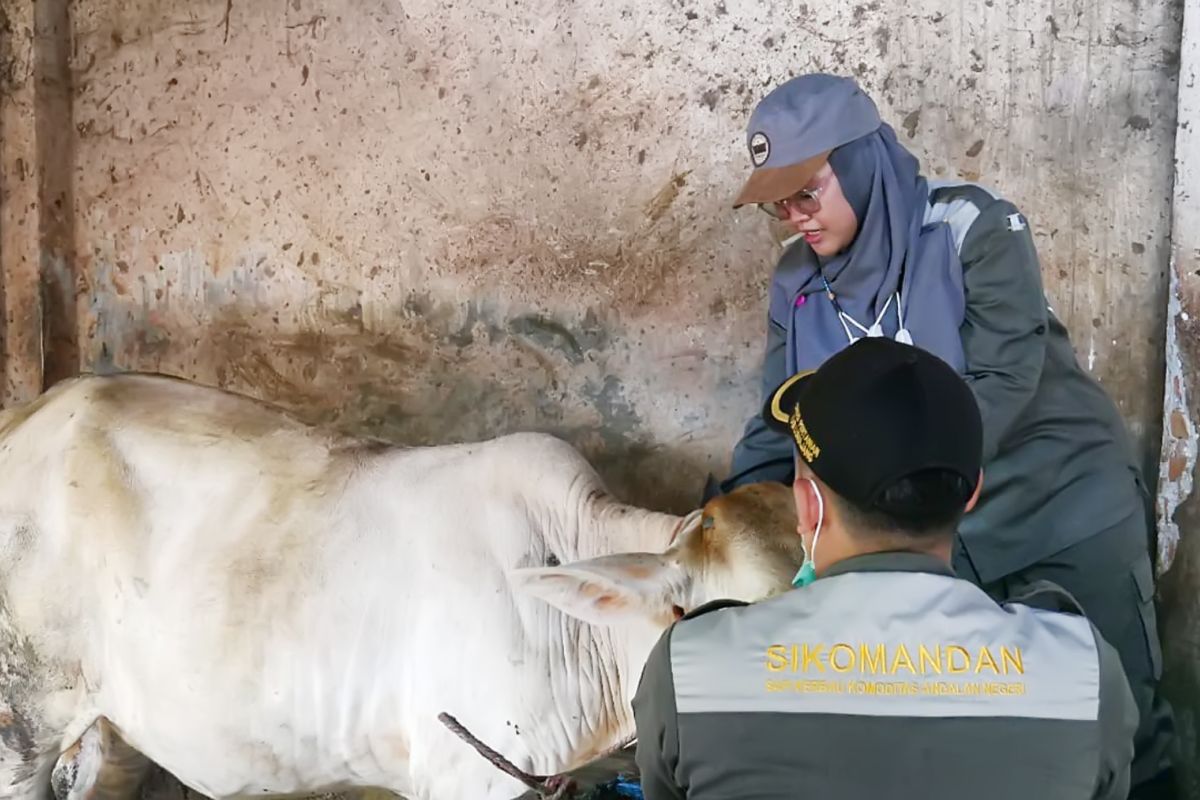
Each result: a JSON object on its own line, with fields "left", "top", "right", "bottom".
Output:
{"left": 998, "top": 579, "right": 1117, "bottom": 694}
{"left": 679, "top": 598, "right": 750, "bottom": 622}
{"left": 668, "top": 595, "right": 778, "bottom": 655}
{"left": 647, "top": 599, "right": 752, "bottom": 664}
{"left": 1001, "top": 578, "right": 1088, "bottom": 616}
{"left": 996, "top": 579, "right": 1103, "bottom": 652}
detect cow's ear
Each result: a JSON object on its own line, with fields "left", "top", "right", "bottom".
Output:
{"left": 509, "top": 553, "right": 684, "bottom": 628}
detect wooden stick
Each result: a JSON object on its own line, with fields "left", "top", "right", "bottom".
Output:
{"left": 438, "top": 711, "right": 637, "bottom": 799}
{"left": 437, "top": 712, "right": 549, "bottom": 792}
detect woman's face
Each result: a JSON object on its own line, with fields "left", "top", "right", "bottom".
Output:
{"left": 773, "top": 163, "right": 859, "bottom": 257}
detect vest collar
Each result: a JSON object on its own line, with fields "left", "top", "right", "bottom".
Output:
{"left": 820, "top": 550, "right": 955, "bottom": 580}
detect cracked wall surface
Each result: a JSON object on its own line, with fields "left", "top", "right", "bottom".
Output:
{"left": 0, "top": 0, "right": 1191, "bottom": 795}
{"left": 1157, "top": 0, "right": 1200, "bottom": 792}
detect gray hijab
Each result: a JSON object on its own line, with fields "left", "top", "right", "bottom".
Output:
{"left": 765, "top": 86, "right": 966, "bottom": 376}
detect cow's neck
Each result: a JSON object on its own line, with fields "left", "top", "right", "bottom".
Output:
{"left": 546, "top": 617, "right": 666, "bottom": 769}
{"left": 563, "top": 493, "right": 686, "bottom": 758}
{"left": 575, "top": 491, "right": 683, "bottom": 558}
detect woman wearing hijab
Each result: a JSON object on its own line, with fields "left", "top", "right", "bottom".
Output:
{"left": 713, "top": 73, "right": 1177, "bottom": 798}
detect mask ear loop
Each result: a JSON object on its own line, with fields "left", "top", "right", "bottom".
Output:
{"left": 791, "top": 478, "right": 825, "bottom": 588}
{"left": 808, "top": 478, "right": 825, "bottom": 568}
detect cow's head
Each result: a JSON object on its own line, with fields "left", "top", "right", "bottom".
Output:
{"left": 509, "top": 482, "right": 803, "bottom": 630}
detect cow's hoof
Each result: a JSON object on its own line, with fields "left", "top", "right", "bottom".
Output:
{"left": 540, "top": 774, "right": 576, "bottom": 799}
{"left": 51, "top": 718, "right": 150, "bottom": 800}
{"left": 51, "top": 730, "right": 99, "bottom": 800}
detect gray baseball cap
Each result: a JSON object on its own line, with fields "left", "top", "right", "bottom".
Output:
{"left": 733, "top": 74, "right": 883, "bottom": 208}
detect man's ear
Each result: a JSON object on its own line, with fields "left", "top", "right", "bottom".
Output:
{"left": 508, "top": 553, "right": 685, "bottom": 628}
{"left": 792, "top": 475, "right": 820, "bottom": 535}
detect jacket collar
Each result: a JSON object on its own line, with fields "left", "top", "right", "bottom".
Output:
{"left": 819, "top": 550, "right": 955, "bottom": 580}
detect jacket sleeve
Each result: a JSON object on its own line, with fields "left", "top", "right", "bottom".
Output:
{"left": 632, "top": 629, "right": 686, "bottom": 800}
{"left": 958, "top": 199, "right": 1050, "bottom": 464}
{"left": 1091, "top": 622, "right": 1139, "bottom": 800}
{"left": 722, "top": 313, "right": 795, "bottom": 492}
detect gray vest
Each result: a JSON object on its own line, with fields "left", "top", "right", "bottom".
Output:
{"left": 648, "top": 553, "right": 1132, "bottom": 799}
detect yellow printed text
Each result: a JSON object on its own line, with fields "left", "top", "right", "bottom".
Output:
{"left": 765, "top": 643, "right": 1025, "bottom": 676}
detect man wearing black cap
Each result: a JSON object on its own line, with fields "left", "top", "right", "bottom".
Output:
{"left": 633, "top": 337, "right": 1138, "bottom": 799}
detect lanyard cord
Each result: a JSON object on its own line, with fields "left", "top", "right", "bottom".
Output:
{"left": 818, "top": 270, "right": 897, "bottom": 344}
{"left": 816, "top": 266, "right": 910, "bottom": 346}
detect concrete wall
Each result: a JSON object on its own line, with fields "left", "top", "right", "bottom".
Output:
{"left": 1157, "top": 0, "right": 1200, "bottom": 792}
{"left": 0, "top": 0, "right": 1184, "bottom": 515}
{"left": 0, "top": 0, "right": 1192, "bottom": 794}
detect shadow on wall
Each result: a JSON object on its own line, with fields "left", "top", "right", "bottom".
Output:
{"left": 84, "top": 297, "right": 745, "bottom": 517}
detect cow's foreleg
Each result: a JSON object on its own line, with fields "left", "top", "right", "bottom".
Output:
{"left": 50, "top": 719, "right": 148, "bottom": 800}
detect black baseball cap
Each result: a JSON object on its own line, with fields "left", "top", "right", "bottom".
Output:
{"left": 762, "top": 337, "right": 983, "bottom": 509}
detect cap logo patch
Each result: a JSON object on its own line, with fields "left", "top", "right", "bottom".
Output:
{"left": 789, "top": 404, "right": 821, "bottom": 463}
{"left": 769, "top": 369, "right": 815, "bottom": 423}
{"left": 750, "top": 132, "right": 770, "bottom": 167}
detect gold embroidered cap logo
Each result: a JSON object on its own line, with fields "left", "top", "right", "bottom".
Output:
{"left": 789, "top": 402, "right": 821, "bottom": 463}
{"left": 769, "top": 369, "right": 815, "bottom": 424}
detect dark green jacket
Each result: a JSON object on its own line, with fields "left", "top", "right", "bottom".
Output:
{"left": 632, "top": 552, "right": 1138, "bottom": 799}
{"left": 725, "top": 182, "right": 1148, "bottom": 582}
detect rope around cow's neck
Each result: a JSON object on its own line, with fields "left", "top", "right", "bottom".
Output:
{"left": 437, "top": 711, "right": 636, "bottom": 799}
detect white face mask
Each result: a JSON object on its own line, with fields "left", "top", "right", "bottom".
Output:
{"left": 792, "top": 478, "right": 825, "bottom": 588}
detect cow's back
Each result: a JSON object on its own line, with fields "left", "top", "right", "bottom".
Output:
{"left": 0, "top": 376, "right": 400, "bottom": 779}
{"left": 0, "top": 373, "right": 367, "bottom": 594}
{"left": 0, "top": 370, "right": 607, "bottom": 662}
{"left": 0, "top": 373, "right": 624, "bottom": 798}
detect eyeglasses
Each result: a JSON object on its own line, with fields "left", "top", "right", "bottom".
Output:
{"left": 758, "top": 185, "right": 824, "bottom": 219}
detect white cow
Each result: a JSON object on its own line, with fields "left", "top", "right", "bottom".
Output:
{"left": 0, "top": 373, "right": 802, "bottom": 800}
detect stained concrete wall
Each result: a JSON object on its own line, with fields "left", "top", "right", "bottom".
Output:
{"left": 0, "top": 0, "right": 1192, "bottom": 794}
{"left": 0, "top": 0, "right": 1185, "bottom": 516}
{"left": 1157, "top": 0, "right": 1200, "bottom": 792}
